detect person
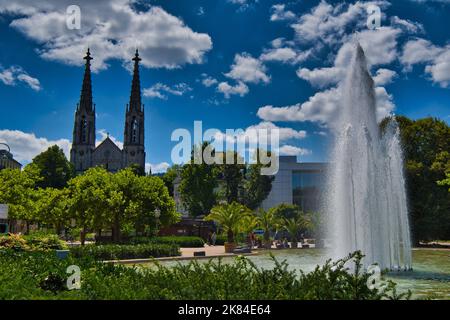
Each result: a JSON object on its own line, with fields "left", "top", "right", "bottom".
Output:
{"left": 211, "top": 231, "right": 217, "bottom": 246}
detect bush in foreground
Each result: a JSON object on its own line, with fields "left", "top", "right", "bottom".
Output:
{"left": 0, "top": 250, "right": 410, "bottom": 300}
{"left": 69, "top": 243, "right": 180, "bottom": 261}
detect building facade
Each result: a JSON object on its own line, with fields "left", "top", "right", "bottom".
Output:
{"left": 0, "top": 144, "right": 22, "bottom": 170}
{"left": 261, "top": 156, "right": 327, "bottom": 213}
{"left": 70, "top": 49, "right": 146, "bottom": 174}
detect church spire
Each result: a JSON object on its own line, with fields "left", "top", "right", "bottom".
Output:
{"left": 129, "top": 49, "right": 142, "bottom": 112}
{"left": 79, "top": 48, "right": 93, "bottom": 112}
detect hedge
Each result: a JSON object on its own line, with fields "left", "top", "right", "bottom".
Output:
{"left": 129, "top": 236, "right": 205, "bottom": 248}
{"left": 70, "top": 243, "right": 180, "bottom": 261}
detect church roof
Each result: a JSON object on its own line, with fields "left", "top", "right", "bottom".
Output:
{"left": 94, "top": 136, "right": 122, "bottom": 153}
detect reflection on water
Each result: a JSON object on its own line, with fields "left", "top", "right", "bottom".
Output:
{"left": 141, "top": 248, "right": 450, "bottom": 300}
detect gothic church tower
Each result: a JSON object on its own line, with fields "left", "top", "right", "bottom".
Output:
{"left": 70, "top": 49, "right": 96, "bottom": 173}
{"left": 123, "top": 49, "right": 145, "bottom": 170}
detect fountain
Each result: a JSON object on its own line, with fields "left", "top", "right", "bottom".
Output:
{"left": 327, "top": 43, "right": 412, "bottom": 270}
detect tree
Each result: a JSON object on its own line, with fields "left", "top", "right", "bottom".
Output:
{"left": 162, "top": 165, "right": 181, "bottom": 197}
{"left": 33, "top": 188, "right": 71, "bottom": 234}
{"left": 282, "top": 215, "right": 313, "bottom": 247}
{"left": 205, "top": 202, "right": 251, "bottom": 244}
{"left": 381, "top": 116, "right": 450, "bottom": 243}
{"left": 241, "top": 150, "right": 275, "bottom": 210}
{"left": 438, "top": 172, "right": 450, "bottom": 192}
{"left": 271, "top": 204, "right": 302, "bottom": 220}
{"left": 133, "top": 175, "right": 180, "bottom": 235}
{"left": 179, "top": 142, "right": 219, "bottom": 217}
{"left": 30, "top": 145, "right": 74, "bottom": 189}
{"left": 219, "top": 151, "right": 245, "bottom": 203}
{"left": 66, "top": 167, "right": 110, "bottom": 245}
{"left": 0, "top": 166, "right": 41, "bottom": 233}
{"left": 256, "top": 208, "right": 280, "bottom": 248}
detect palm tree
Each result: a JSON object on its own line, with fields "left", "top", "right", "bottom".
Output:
{"left": 256, "top": 209, "right": 281, "bottom": 249}
{"left": 205, "top": 202, "right": 251, "bottom": 251}
{"left": 283, "top": 214, "right": 313, "bottom": 248}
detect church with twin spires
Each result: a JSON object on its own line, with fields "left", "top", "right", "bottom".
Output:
{"left": 70, "top": 49, "right": 146, "bottom": 174}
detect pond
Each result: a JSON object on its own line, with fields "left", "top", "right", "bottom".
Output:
{"left": 141, "top": 248, "right": 450, "bottom": 300}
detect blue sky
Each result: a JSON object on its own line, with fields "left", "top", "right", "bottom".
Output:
{"left": 0, "top": 0, "right": 449, "bottom": 173}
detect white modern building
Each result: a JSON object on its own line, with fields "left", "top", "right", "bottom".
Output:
{"left": 262, "top": 156, "right": 327, "bottom": 212}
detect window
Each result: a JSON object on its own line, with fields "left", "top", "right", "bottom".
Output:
{"left": 132, "top": 118, "right": 138, "bottom": 143}
{"left": 292, "top": 170, "right": 324, "bottom": 212}
{"left": 81, "top": 118, "right": 88, "bottom": 143}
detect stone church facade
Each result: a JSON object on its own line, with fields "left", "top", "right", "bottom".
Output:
{"left": 70, "top": 49, "right": 145, "bottom": 174}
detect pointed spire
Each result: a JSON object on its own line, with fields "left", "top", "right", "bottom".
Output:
{"left": 129, "top": 49, "right": 142, "bottom": 112}
{"left": 79, "top": 48, "right": 93, "bottom": 112}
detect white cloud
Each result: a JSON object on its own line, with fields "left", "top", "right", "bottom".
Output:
{"left": 260, "top": 47, "right": 311, "bottom": 65}
{"left": 225, "top": 53, "right": 270, "bottom": 84}
{"left": 214, "top": 121, "right": 307, "bottom": 147}
{"left": 96, "top": 129, "right": 123, "bottom": 149}
{"left": 143, "top": 83, "right": 192, "bottom": 100}
{"left": 0, "top": 129, "right": 70, "bottom": 164}
{"left": 146, "top": 162, "right": 170, "bottom": 174}
{"left": 400, "top": 38, "right": 450, "bottom": 88}
{"left": 200, "top": 74, "right": 218, "bottom": 87}
{"left": 257, "top": 87, "right": 342, "bottom": 126}
{"left": 270, "top": 4, "right": 296, "bottom": 22}
{"left": 257, "top": 83, "right": 394, "bottom": 128}
{"left": 291, "top": 1, "right": 390, "bottom": 47}
{"left": 297, "top": 67, "right": 344, "bottom": 88}
{"left": 217, "top": 81, "right": 249, "bottom": 98}
{"left": 0, "top": 1, "right": 212, "bottom": 72}
{"left": 390, "top": 16, "right": 424, "bottom": 33}
{"left": 373, "top": 68, "right": 397, "bottom": 86}
{"left": 278, "top": 145, "right": 312, "bottom": 156}
{"left": 0, "top": 65, "right": 41, "bottom": 91}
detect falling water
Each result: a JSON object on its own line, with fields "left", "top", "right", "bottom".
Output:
{"left": 327, "top": 43, "right": 412, "bottom": 270}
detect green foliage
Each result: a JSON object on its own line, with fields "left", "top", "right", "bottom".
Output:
{"left": 218, "top": 151, "right": 245, "bottom": 203}
{"left": 256, "top": 208, "right": 281, "bottom": 242}
{"left": 69, "top": 243, "right": 180, "bottom": 260}
{"left": 0, "top": 250, "right": 409, "bottom": 300}
{"left": 438, "top": 171, "right": 450, "bottom": 192}
{"left": 205, "top": 202, "right": 252, "bottom": 243}
{"left": 283, "top": 214, "right": 313, "bottom": 243}
{"left": 0, "top": 167, "right": 40, "bottom": 222}
{"left": 30, "top": 145, "right": 74, "bottom": 189}
{"left": 383, "top": 116, "right": 450, "bottom": 242}
{"left": 0, "top": 233, "right": 67, "bottom": 252}
{"left": 271, "top": 203, "right": 302, "bottom": 220}
{"left": 128, "top": 236, "right": 205, "bottom": 248}
{"left": 23, "top": 233, "right": 68, "bottom": 251}
{"left": 66, "top": 167, "right": 179, "bottom": 244}
{"left": 241, "top": 161, "right": 274, "bottom": 210}
{"left": 179, "top": 142, "right": 219, "bottom": 217}
{"left": 161, "top": 165, "right": 181, "bottom": 197}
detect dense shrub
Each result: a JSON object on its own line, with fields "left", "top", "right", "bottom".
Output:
{"left": 0, "top": 234, "right": 29, "bottom": 251}
{"left": 0, "top": 250, "right": 410, "bottom": 300}
{"left": 70, "top": 243, "right": 180, "bottom": 261}
{"left": 0, "top": 233, "right": 67, "bottom": 252}
{"left": 129, "top": 236, "right": 205, "bottom": 248}
{"left": 24, "top": 233, "right": 68, "bottom": 251}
